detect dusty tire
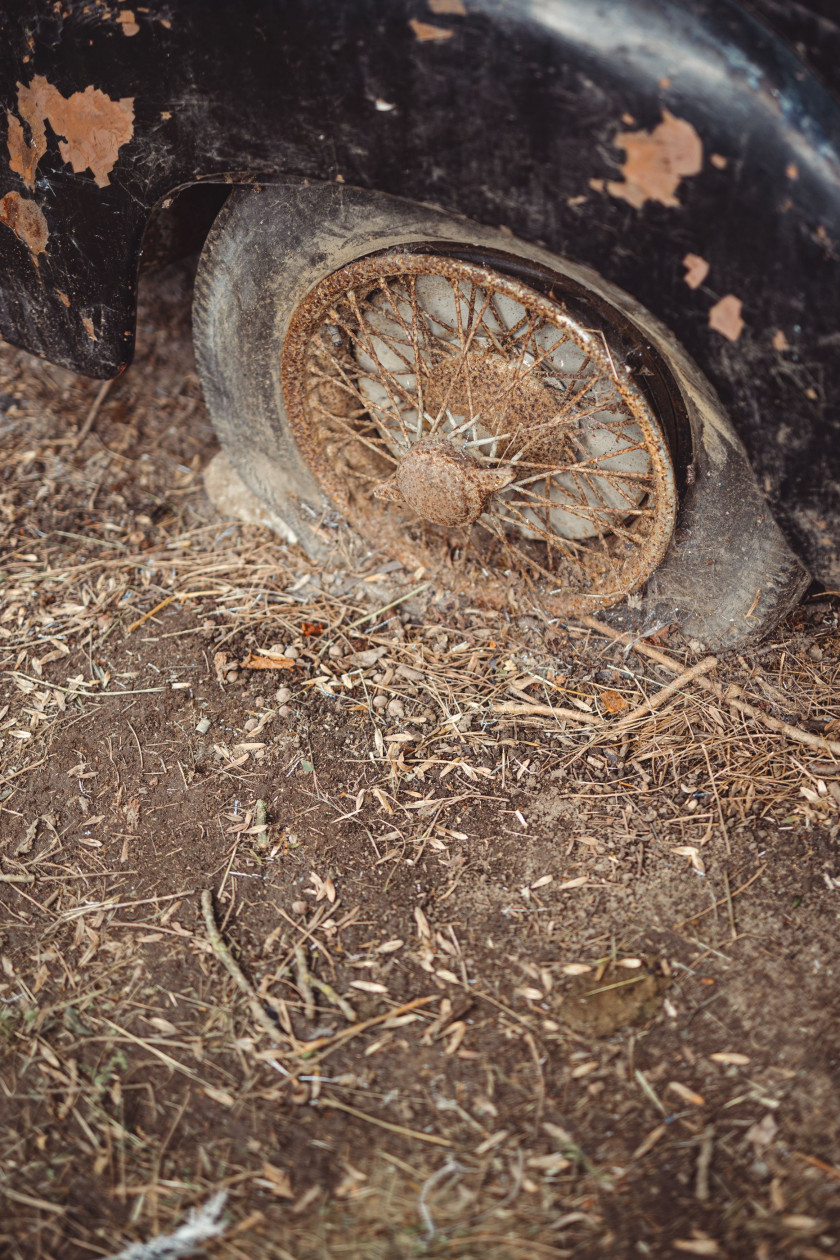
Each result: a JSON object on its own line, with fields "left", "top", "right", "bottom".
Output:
{"left": 193, "top": 180, "right": 809, "bottom": 648}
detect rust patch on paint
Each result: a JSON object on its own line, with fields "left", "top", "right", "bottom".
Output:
{"left": 409, "top": 18, "right": 453, "bottom": 40}
{"left": 0, "top": 190, "right": 48, "bottom": 256}
{"left": 56, "top": 290, "right": 71, "bottom": 307}
{"left": 772, "top": 329, "right": 789, "bottom": 352}
{"left": 709, "top": 295, "right": 744, "bottom": 342}
{"left": 710, "top": 153, "right": 728, "bottom": 170}
{"left": 428, "top": 0, "right": 466, "bottom": 13}
{"left": 81, "top": 314, "right": 97, "bottom": 341}
{"left": 117, "top": 9, "right": 140, "bottom": 35}
{"left": 6, "top": 112, "right": 39, "bottom": 186}
{"left": 682, "top": 253, "right": 709, "bottom": 289}
{"left": 8, "top": 76, "right": 134, "bottom": 190}
{"left": 606, "top": 110, "right": 703, "bottom": 209}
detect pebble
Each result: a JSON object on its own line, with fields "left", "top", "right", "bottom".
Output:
{"left": 284, "top": 646, "right": 300, "bottom": 661}
{"left": 328, "top": 643, "right": 343, "bottom": 658}
{"left": 809, "top": 645, "right": 823, "bottom": 662}
{"left": 387, "top": 698, "right": 406, "bottom": 719}
{"left": 275, "top": 686, "right": 292, "bottom": 705}
{"left": 291, "top": 900, "right": 307, "bottom": 915}
{"left": 278, "top": 705, "right": 292, "bottom": 718}
{"left": 243, "top": 717, "right": 259, "bottom": 732}
{"left": 372, "top": 694, "right": 388, "bottom": 710}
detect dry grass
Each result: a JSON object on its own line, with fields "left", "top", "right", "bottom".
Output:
{"left": 1, "top": 262, "right": 839, "bottom": 1260}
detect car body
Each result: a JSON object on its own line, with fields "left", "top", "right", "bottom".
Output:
{"left": 1, "top": 0, "right": 838, "bottom": 623}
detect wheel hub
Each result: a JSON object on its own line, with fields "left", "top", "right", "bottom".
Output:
{"left": 374, "top": 438, "right": 515, "bottom": 526}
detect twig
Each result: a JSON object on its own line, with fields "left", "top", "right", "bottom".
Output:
{"left": 672, "top": 865, "right": 766, "bottom": 930}
{"left": 0, "top": 872, "right": 35, "bottom": 885}
{"left": 293, "top": 944, "right": 316, "bottom": 1021}
{"left": 72, "top": 378, "right": 113, "bottom": 449}
{"left": 200, "top": 889, "right": 296, "bottom": 1050}
{"left": 612, "top": 656, "right": 718, "bottom": 729}
{"left": 0, "top": 756, "right": 47, "bottom": 789}
{"left": 493, "top": 701, "right": 600, "bottom": 725}
{"left": 297, "top": 994, "right": 437, "bottom": 1061}
{"left": 309, "top": 976, "right": 356, "bottom": 1022}
{"left": 580, "top": 617, "right": 840, "bottom": 756}
{"left": 1, "top": 1185, "right": 66, "bottom": 1214}
{"left": 126, "top": 594, "right": 177, "bottom": 634}
{"left": 345, "top": 582, "right": 430, "bottom": 630}
{"left": 320, "top": 1094, "right": 453, "bottom": 1147}
{"left": 696, "top": 1125, "right": 714, "bottom": 1202}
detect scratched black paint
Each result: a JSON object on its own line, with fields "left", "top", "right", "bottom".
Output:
{"left": 0, "top": 0, "right": 837, "bottom": 582}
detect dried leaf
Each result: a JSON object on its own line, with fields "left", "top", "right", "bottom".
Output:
{"left": 600, "top": 688, "right": 629, "bottom": 714}
{"left": 241, "top": 652, "right": 295, "bottom": 671}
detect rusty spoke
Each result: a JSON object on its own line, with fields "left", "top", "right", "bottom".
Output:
{"left": 282, "top": 252, "right": 675, "bottom": 613}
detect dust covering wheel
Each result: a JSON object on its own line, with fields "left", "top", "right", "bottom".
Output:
{"left": 281, "top": 253, "right": 676, "bottom": 614}
{"left": 193, "top": 181, "right": 809, "bottom": 646}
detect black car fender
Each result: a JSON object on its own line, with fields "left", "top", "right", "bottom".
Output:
{"left": 0, "top": 0, "right": 837, "bottom": 591}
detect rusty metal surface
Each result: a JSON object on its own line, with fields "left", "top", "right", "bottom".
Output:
{"left": 282, "top": 253, "right": 677, "bottom": 615}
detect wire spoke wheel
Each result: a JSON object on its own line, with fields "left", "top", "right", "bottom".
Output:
{"left": 282, "top": 252, "right": 676, "bottom": 613}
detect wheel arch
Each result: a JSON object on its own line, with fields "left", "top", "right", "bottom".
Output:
{"left": 1, "top": 0, "right": 837, "bottom": 578}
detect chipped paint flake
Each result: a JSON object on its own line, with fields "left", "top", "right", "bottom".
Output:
{"left": 56, "top": 290, "right": 71, "bottom": 307}
{"left": 605, "top": 110, "right": 702, "bottom": 209}
{"left": 409, "top": 18, "right": 453, "bottom": 41}
{"left": 117, "top": 9, "right": 140, "bottom": 35}
{"left": 8, "top": 76, "right": 134, "bottom": 190}
{"left": 710, "top": 153, "right": 728, "bottom": 170}
{"left": 682, "top": 253, "right": 709, "bottom": 289}
{"left": 709, "top": 295, "right": 744, "bottom": 342}
{"left": 82, "top": 314, "right": 97, "bottom": 342}
{"left": 772, "top": 329, "right": 789, "bottom": 352}
{"left": 428, "top": 0, "right": 466, "bottom": 13}
{"left": 0, "top": 190, "right": 48, "bottom": 256}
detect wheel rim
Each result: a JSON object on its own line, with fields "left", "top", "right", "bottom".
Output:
{"left": 281, "top": 252, "right": 677, "bottom": 613}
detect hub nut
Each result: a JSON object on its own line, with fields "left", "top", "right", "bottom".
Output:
{"left": 374, "top": 438, "right": 515, "bottom": 527}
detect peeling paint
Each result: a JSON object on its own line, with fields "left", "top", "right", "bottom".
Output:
{"left": 56, "top": 290, "right": 71, "bottom": 307}
{"left": 428, "top": 0, "right": 466, "bottom": 13}
{"left": 682, "top": 253, "right": 709, "bottom": 289}
{"left": 117, "top": 9, "right": 140, "bottom": 35}
{"left": 409, "top": 19, "right": 453, "bottom": 41}
{"left": 710, "top": 153, "right": 728, "bottom": 170}
{"left": 605, "top": 110, "right": 703, "bottom": 209}
{"left": 81, "top": 314, "right": 97, "bottom": 341}
{"left": 7, "top": 76, "right": 134, "bottom": 191}
{"left": 772, "top": 329, "right": 790, "bottom": 352}
{"left": 709, "top": 295, "right": 744, "bottom": 341}
{"left": 0, "top": 190, "right": 48, "bottom": 256}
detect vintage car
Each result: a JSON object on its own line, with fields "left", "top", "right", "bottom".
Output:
{"left": 1, "top": 0, "right": 838, "bottom": 647}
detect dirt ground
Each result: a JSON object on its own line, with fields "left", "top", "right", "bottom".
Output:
{"left": 1, "top": 261, "right": 840, "bottom": 1260}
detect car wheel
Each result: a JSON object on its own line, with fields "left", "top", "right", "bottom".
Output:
{"left": 193, "top": 180, "right": 808, "bottom": 647}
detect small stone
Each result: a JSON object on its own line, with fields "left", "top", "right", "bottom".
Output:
{"left": 278, "top": 705, "right": 292, "bottom": 718}
{"left": 291, "top": 900, "right": 307, "bottom": 915}
{"left": 328, "top": 644, "right": 342, "bottom": 658}
{"left": 372, "top": 694, "right": 388, "bottom": 710}
{"left": 809, "top": 645, "right": 823, "bottom": 662}
{"left": 225, "top": 669, "right": 240, "bottom": 682}
{"left": 275, "top": 686, "right": 292, "bottom": 705}
{"left": 243, "top": 717, "right": 259, "bottom": 732}
{"left": 387, "top": 698, "right": 405, "bottom": 719}
{"left": 195, "top": 716, "right": 211, "bottom": 735}
{"left": 284, "top": 646, "right": 300, "bottom": 661}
